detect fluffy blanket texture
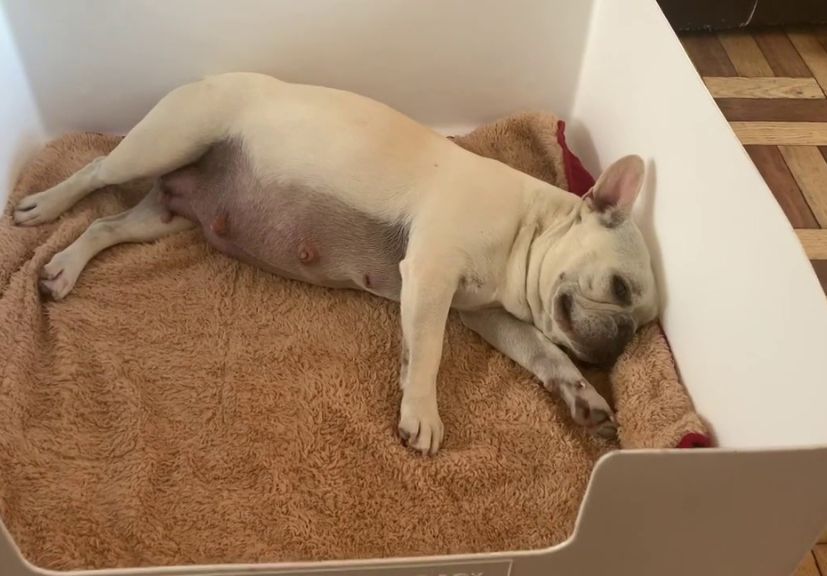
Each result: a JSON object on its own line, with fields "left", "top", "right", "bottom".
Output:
{"left": 0, "top": 112, "right": 706, "bottom": 570}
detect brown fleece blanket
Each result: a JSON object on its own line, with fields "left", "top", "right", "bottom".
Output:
{"left": 0, "top": 114, "right": 706, "bottom": 571}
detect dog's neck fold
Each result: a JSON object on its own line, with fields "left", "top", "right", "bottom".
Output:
{"left": 501, "top": 184, "right": 580, "bottom": 327}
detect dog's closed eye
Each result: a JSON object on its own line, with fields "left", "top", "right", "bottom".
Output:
{"left": 611, "top": 274, "right": 631, "bottom": 305}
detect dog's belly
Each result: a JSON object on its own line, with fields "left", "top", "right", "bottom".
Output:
{"left": 159, "top": 140, "right": 408, "bottom": 300}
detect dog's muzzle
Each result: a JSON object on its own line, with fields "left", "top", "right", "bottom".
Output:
{"left": 554, "top": 290, "right": 635, "bottom": 366}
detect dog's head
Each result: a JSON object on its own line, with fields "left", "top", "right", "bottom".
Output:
{"left": 538, "top": 155, "right": 658, "bottom": 366}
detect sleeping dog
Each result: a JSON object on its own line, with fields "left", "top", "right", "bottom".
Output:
{"left": 13, "top": 73, "right": 658, "bottom": 455}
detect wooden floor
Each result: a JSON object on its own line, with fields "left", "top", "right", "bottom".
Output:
{"left": 679, "top": 26, "right": 827, "bottom": 576}
{"left": 681, "top": 26, "right": 827, "bottom": 295}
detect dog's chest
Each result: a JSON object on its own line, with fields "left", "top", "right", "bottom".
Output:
{"left": 159, "top": 140, "right": 408, "bottom": 299}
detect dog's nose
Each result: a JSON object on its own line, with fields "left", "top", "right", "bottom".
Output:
{"left": 607, "top": 316, "right": 635, "bottom": 363}
{"left": 616, "top": 315, "right": 634, "bottom": 346}
{"left": 590, "top": 315, "right": 635, "bottom": 367}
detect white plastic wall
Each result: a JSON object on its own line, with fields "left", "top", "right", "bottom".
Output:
{"left": 569, "top": 0, "right": 827, "bottom": 449}
{"left": 2, "top": 0, "right": 594, "bottom": 136}
{"left": 0, "top": 3, "right": 45, "bottom": 205}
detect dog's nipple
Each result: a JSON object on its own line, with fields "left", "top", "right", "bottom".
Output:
{"left": 210, "top": 213, "right": 228, "bottom": 237}
{"left": 298, "top": 241, "right": 318, "bottom": 264}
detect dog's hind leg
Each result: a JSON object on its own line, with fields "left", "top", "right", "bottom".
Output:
{"left": 14, "top": 79, "right": 227, "bottom": 226}
{"left": 38, "top": 184, "right": 193, "bottom": 300}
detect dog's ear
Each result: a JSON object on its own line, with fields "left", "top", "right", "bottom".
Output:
{"left": 584, "top": 155, "right": 644, "bottom": 222}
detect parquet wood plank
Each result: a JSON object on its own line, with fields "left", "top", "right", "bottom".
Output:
{"left": 705, "top": 77, "right": 822, "bottom": 99}
{"left": 788, "top": 29, "right": 827, "bottom": 94}
{"left": 746, "top": 145, "right": 820, "bottom": 228}
{"left": 732, "top": 122, "right": 827, "bottom": 146}
{"left": 779, "top": 145, "right": 827, "bottom": 226}
{"left": 754, "top": 30, "right": 812, "bottom": 77}
{"left": 719, "top": 31, "right": 775, "bottom": 77}
{"left": 681, "top": 34, "right": 737, "bottom": 76}
{"left": 797, "top": 230, "right": 827, "bottom": 259}
{"left": 718, "top": 99, "right": 827, "bottom": 122}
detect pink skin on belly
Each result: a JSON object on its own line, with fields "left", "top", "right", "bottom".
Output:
{"left": 157, "top": 139, "right": 408, "bottom": 300}
{"left": 210, "top": 213, "right": 228, "bottom": 237}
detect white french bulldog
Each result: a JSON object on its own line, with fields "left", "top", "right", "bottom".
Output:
{"left": 13, "top": 72, "right": 658, "bottom": 455}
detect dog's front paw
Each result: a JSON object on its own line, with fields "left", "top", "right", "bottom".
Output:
{"left": 398, "top": 394, "right": 444, "bottom": 456}
{"left": 38, "top": 251, "right": 83, "bottom": 300}
{"left": 570, "top": 381, "right": 617, "bottom": 440}
{"left": 574, "top": 399, "right": 617, "bottom": 440}
{"left": 552, "top": 377, "right": 617, "bottom": 440}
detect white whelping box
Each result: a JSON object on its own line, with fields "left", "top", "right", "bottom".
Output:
{"left": 1, "top": 1, "right": 826, "bottom": 575}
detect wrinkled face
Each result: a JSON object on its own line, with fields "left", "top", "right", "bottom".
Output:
{"left": 540, "top": 155, "right": 658, "bottom": 366}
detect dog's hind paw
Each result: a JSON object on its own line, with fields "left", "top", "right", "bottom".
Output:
{"left": 13, "top": 190, "right": 71, "bottom": 226}
{"left": 38, "top": 252, "right": 82, "bottom": 300}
